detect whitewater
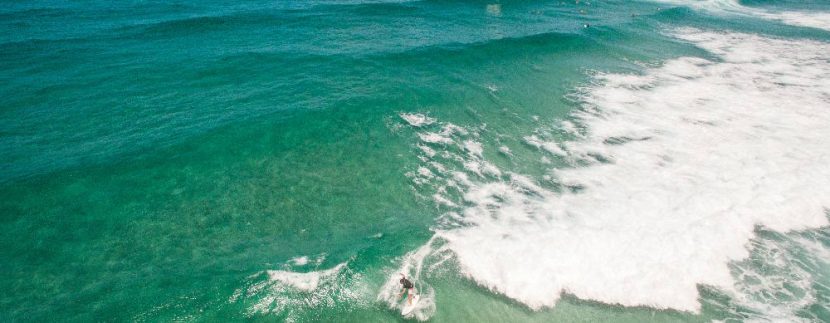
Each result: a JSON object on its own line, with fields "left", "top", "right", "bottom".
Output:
{"left": 225, "top": 1, "right": 830, "bottom": 321}
{"left": 375, "top": 14, "right": 830, "bottom": 323}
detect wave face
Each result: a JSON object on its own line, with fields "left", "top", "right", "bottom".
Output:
{"left": 398, "top": 28, "right": 830, "bottom": 317}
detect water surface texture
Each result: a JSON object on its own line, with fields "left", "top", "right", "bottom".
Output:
{"left": 2, "top": 0, "right": 830, "bottom": 321}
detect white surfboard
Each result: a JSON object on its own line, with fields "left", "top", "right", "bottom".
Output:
{"left": 401, "top": 294, "right": 420, "bottom": 316}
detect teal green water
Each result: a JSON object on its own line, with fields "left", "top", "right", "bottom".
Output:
{"left": 2, "top": 0, "right": 830, "bottom": 322}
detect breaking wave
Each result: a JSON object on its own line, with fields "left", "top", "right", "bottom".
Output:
{"left": 656, "top": 0, "right": 830, "bottom": 31}
{"left": 392, "top": 28, "right": 830, "bottom": 320}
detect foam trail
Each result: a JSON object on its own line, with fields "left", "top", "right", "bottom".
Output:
{"left": 377, "top": 237, "right": 443, "bottom": 321}
{"left": 266, "top": 263, "right": 345, "bottom": 292}
{"left": 401, "top": 28, "right": 830, "bottom": 316}
{"left": 231, "top": 262, "right": 366, "bottom": 321}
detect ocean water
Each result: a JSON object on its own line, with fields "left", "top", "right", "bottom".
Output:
{"left": 2, "top": 0, "right": 830, "bottom": 321}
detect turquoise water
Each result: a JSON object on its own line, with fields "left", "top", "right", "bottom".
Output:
{"left": 2, "top": 0, "right": 830, "bottom": 322}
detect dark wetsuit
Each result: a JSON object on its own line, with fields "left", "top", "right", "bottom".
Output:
{"left": 400, "top": 277, "right": 414, "bottom": 290}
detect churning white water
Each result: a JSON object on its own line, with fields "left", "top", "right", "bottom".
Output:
{"left": 388, "top": 28, "right": 830, "bottom": 319}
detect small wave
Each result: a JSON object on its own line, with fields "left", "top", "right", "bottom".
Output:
{"left": 654, "top": 0, "right": 830, "bottom": 31}
{"left": 117, "top": 12, "right": 293, "bottom": 39}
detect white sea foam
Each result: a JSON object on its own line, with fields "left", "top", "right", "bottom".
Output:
{"left": 418, "top": 144, "right": 437, "bottom": 157}
{"left": 377, "top": 237, "right": 443, "bottom": 321}
{"left": 418, "top": 132, "right": 453, "bottom": 144}
{"left": 726, "top": 232, "right": 823, "bottom": 322}
{"left": 288, "top": 256, "right": 309, "bottom": 266}
{"left": 463, "top": 140, "right": 483, "bottom": 157}
{"left": 266, "top": 263, "right": 345, "bottom": 292}
{"left": 400, "top": 29, "right": 830, "bottom": 316}
{"left": 658, "top": 0, "right": 830, "bottom": 31}
{"left": 400, "top": 113, "right": 436, "bottom": 127}
{"left": 286, "top": 254, "right": 326, "bottom": 267}
{"left": 233, "top": 262, "right": 366, "bottom": 321}
{"left": 769, "top": 10, "right": 830, "bottom": 31}
{"left": 417, "top": 167, "right": 434, "bottom": 178}
{"left": 523, "top": 135, "right": 567, "bottom": 156}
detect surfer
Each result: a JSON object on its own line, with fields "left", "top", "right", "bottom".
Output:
{"left": 398, "top": 273, "right": 416, "bottom": 305}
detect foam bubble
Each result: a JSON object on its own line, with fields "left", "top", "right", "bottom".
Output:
{"left": 727, "top": 232, "right": 821, "bottom": 322}
{"left": 233, "top": 262, "right": 365, "bottom": 321}
{"left": 266, "top": 263, "right": 345, "bottom": 292}
{"left": 417, "top": 167, "right": 435, "bottom": 178}
{"left": 400, "top": 113, "right": 436, "bottom": 127}
{"left": 523, "top": 135, "right": 567, "bottom": 156}
{"left": 418, "top": 132, "right": 453, "bottom": 144}
{"left": 289, "top": 256, "right": 309, "bottom": 266}
{"left": 463, "top": 140, "right": 484, "bottom": 157}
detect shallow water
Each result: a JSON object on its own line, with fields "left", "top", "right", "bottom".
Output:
{"left": 1, "top": 0, "right": 829, "bottom": 322}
